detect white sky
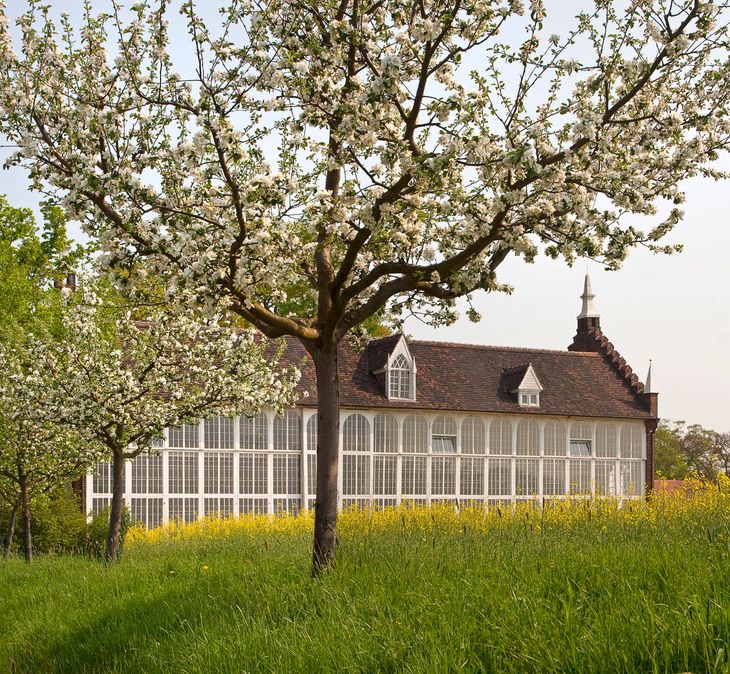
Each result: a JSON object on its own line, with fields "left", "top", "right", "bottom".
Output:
{"left": 2, "top": 2, "right": 729, "bottom": 431}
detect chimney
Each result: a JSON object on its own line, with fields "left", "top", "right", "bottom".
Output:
{"left": 568, "top": 274, "right": 601, "bottom": 352}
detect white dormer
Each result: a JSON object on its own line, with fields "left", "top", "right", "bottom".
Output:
{"left": 385, "top": 337, "right": 416, "bottom": 401}
{"left": 513, "top": 363, "right": 543, "bottom": 407}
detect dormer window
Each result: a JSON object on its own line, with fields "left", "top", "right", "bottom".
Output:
{"left": 502, "top": 362, "right": 543, "bottom": 408}
{"left": 370, "top": 334, "right": 417, "bottom": 401}
{"left": 388, "top": 354, "right": 412, "bottom": 399}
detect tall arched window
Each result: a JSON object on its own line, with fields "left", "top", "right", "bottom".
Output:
{"left": 273, "top": 410, "right": 302, "bottom": 452}
{"left": 342, "top": 414, "right": 371, "bottom": 499}
{"left": 342, "top": 414, "right": 371, "bottom": 452}
{"left": 388, "top": 354, "right": 412, "bottom": 399}
{"left": 543, "top": 421, "right": 567, "bottom": 456}
{"left": 620, "top": 424, "right": 644, "bottom": 459}
{"left": 489, "top": 418, "right": 513, "bottom": 455}
{"left": 374, "top": 413, "right": 399, "bottom": 453}
{"left": 240, "top": 412, "right": 269, "bottom": 450}
{"left": 402, "top": 415, "right": 428, "bottom": 453}
{"left": 461, "top": 417, "right": 486, "bottom": 454}
{"left": 595, "top": 423, "right": 617, "bottom": 457}
{"left": 516, "top": 420, "right": 540, "bottom": 456}
{"left": 431, "top": 415, "right": 457, "bottom": 453}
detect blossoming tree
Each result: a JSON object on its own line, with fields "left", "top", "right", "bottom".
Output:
{"left": 0, "top": 351, "right": 97, "bottom": 563}
{"left": 10, "top": 289, "right": 298, "bottom": 563}
{"left": 1, "top": 0, "right": 728, "bottom": 572}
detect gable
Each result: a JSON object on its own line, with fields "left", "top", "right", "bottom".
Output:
{"left": 518, "top": 364, "right": 543, "bottom": 392}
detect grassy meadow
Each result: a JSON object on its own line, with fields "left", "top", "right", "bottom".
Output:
{"left": 2, "top": 490, "right": 730, "bottom": 673}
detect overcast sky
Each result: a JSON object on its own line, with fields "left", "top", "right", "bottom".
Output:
{"left": 2, "top": 2, "right": 728, "bottom": 431}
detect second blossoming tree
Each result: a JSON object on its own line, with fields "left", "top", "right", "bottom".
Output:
{"left": 15, "top": 286, "right": 299, "bottom": 563}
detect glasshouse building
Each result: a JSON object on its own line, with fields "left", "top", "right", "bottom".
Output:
{"left": 83, "top": 277, "right": 658, "bottom": 528}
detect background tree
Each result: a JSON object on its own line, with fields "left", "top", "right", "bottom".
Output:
{"left": 654, "top": 420, "right": 691, "bottom": 480}
{"left": 1, "top": 0, "right": 729, "bottom": 572}
{"left": 15, "top": 283, "right": 298, "bottom": 563}
{"left": 0, "top": 194, "right": 85, "bottom": 344}
{"left": 680, "top": 423, "right": 729, "bottom": 483}
{"left": 0, "top": 194, "right": 90, "bottom": 560}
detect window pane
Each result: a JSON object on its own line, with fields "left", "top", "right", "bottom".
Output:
{"left": 489, "top": 418, "right": 512, "bottom": 455}
{"left": 168, "top": 451, "right": 198, "bottom": 495}
{"left": 431, "top": 457, "right": 456, "bottom": 495}
{"left": 460, "top": 457, "right": 485, "bottom": 496}
{"left": 595, "top": 460, "right": 617, "bottom": 495}
{"left": 402, "top": 415, "right": 428, "bottom": 453}
{"left": 93, "top": 461, "right": 112, "bottom": 494}
{"left": 241, "top": 412, "right": 269, "bottom": 450}
{"left": 343, "top": 454, "right": 370, "bottom": 496}
{"left": 342, "top": 414, "right": 370, "bottom": 452}
{"left": 569, "top": 460, "right": 591, "bottom": 494}
{"left": 240, "top": 452, "right": 268, "bottom": 495}
{"left": 461, "top": 418, "right": 486, "bottom": 455}
{"left": 542, "top": 458, "right": 566, "bottom": 496}
{"left": 596, "top": 423, "right": 618, "bottom": 458}
{"left": 432, "top": 436, "right": 456, "bottom": 454}
{"left": 306, "top": 415, "right": 317, "bottom": 452}
{"left": 273, "top": 454, "right": 301, "bottom": 495}
{"left": 544, "top": 421, "right": 566, "bottom": 456}
{"left": 373, "top": 456, "right": 397, "bottom": 495}
{"left": 570, "top": 441, "right": 591, "bottom": 457}
{"left": 515, "top": 458, "right": 539, "bottom": 496}
{"left": 273, "top": 410, "right": 302, "bottom": 451}
{"left": 374, "top": 413, "right": 398, "bottom": 453}
{"left": 401, "top": 456, "right": 427, "bottom": 495}
{"left": 620, "top": 425, "right": 644, "bottom": 459}
{"left": 488, "top": 458, "right": 512, "bottom": 496}
{"left": 516, "top": 420, "right": 539, "bottom": 456}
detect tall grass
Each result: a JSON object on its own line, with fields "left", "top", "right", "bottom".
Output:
{"left": 2, "top": 489, "right": 729, "bottom": 673}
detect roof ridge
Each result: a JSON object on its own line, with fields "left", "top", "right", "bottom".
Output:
{"left": 406, "top": 339, "right": 599, "bottom": 357}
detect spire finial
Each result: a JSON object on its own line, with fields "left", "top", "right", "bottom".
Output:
{"left": 645, "top": 360, "right": 656, "bottom": 394}
{"left": 577, "top": 273, "right": 599, "bottom": 320}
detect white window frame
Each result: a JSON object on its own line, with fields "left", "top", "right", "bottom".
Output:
{"left": 385, "top": 337, "right": 417, "bottom": 401}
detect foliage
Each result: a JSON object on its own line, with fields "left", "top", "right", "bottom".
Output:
{"left": 24, "top": 488, "right": 88, "bottom": 555}
{"left": 654, "top": 419, "right": 692, "bottom": 479}
{"left": 0, "top": 194, "right": 85, "bottom": 344}
{"left": 2, "top": 490, "right": 730, "bottom": 672}
{"left": 655, "top": 420, "right": 730, "bottom": 482}
{"left": 85, "top": 505, "right": 132, "bottom": 560}
{"left": 0, "top": 487, "right": 87, "bottom": 555}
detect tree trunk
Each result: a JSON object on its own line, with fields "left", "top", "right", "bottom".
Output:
{"left": 311, "top": 344, "right": 341, "bottom": 576}
{"left": 3, "top": 501, "right": 19, "bottom": 558}
{"left": 20, "top": 477, "right": 32, "bottom": 564}
{"left": 105, "top": 449, "right": 126, "bottom": 564}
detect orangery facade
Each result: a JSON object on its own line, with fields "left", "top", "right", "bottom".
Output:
{"left": 81, "top": 276, "right": 658, "bottom": 527}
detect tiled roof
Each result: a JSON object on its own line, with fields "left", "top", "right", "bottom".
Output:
{"left": 278, "top": 333, "right": 654, "bottom": 420}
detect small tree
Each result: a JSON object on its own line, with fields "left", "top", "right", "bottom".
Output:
{"left": 1, "top": 1, "right": 729, "bottom": 572}
{"left": 13, "top": 287, "right": 299, "bottom": 563}
{"left": 0, "top": 354, "right": 97, "bottom": 563}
